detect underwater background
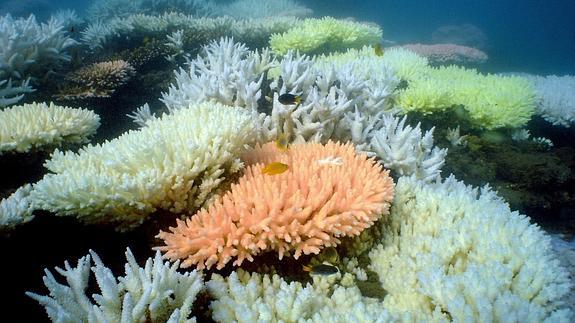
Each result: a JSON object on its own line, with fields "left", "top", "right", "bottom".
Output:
{"left": 1, "top": 0, "right": 574, "bottom": 321}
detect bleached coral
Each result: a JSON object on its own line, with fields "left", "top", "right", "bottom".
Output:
{"left": 27, "top": 248, "right": 204, "bottom": 323}
{"left": 370, "top": 115, "right": 447, "bottom": 182}
{"left": 369, "top": 175, "right": 573, "bottom": 322}
{"left": 86, "top": 0, "right": 217, "bottom": 21}
{"left": 207, "top": 269, "right": 394, "bottom": 322}
{"left": 445, "top": 125, "right": 468, "bottom": 147}
{"left": 0, "top": 78, "right": 34, "bottom": 107}
{"left": 161, "top": 37, "right": 273, "bottom": 113}
{"left": 0, "top": 14, "right": 77, "bottom": 80}
{"left": 0, "top": 184, "right": 34, "bottom": 232}
{"left": 525, "top": 74, "right": 575, "bottom": 127}
{"left": 30, "top": 102, "right": 256, "bottom": 230}
{"left": 0, "top": 102, "right": 100, "bottom": 155}
{"left": 157, "top": 141, "right": 394, "bottom": 270}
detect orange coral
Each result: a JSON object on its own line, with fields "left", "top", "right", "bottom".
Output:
{"left": 156, "top": 141, "right": 394, "bottom": 270}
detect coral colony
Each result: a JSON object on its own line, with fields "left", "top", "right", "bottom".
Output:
{"left": 0, "top": 0, "right": 574, "bottom": 322}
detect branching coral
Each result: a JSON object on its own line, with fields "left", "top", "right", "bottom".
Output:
{"left": 269, "top": 17, "right": 382, "bottom": 55}
{"left": 215, "top": 0, "right": 312, "bottom": 18}
{"left": 27, "top": 248, "right": 204, "bottom": 323}
{"left": 57, "top": 60, "right": 136, "bottom": 99}
{"left": 369, "top": 175, "right": 573, "bottom": 321}
{"left": 0, "top": 184, "right": 34, "bottom": 232}
{"left": 30, "top": 102, "right": 257, "bottom": 229}
{"left": 156, "top": 141, "right": 394, "bottom": 270}
{"left": 0, "top": 102, "right": 100, "bottom": 155}
{"left": 0, "top": 14, "right": 77, "bottom": 80}
{"left": 0, "top": 78, "right": 34, "bottom": 107}
{"left": 524, "top": 74, "right": 575, "bottom": 127}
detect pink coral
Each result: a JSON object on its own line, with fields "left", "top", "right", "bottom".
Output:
{"left": 400, "top": 43, "right": 488, "bottom": 65}
{"left": 156, "top": 141, "right": 394, "bottom": 270}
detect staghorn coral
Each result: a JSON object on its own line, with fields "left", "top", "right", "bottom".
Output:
{"left": 369, "top": 175, "right": 573, "bottom": 321}
{"left": 57, "top": 60, "right": 136, "bottom": 99}
{"left": 30, "top": 102, "right": 257, "bottom": 230}
{"left": 0, "top": 102, "right": 100, "bottom": 155}
{"left": 0, "top": 78, "right": 34, "bottom": 107}
{"left": 156, "top": 141, "right": 394, "bottom": 270}
{"left": 27, "top": 248, "right": 204, "bottom": 323}
{"left": 269, "top": 17, "right": 382, "bottom": 55}
{"left": 0, "top": 14, "right": 77, "bottom": 80}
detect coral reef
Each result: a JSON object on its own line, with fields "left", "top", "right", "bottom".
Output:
{"left": 369, "top": 175, "right": 573, "bottom": 321}
{"left": 399, "top": 43, "right": 488, "bottom": 65}
{"left": 57, "top": 60, "right": 136, "bottom": 99}
{"left": 524, "top": 74, "right": 575, "bottom": 127}
{"left": 0, "top": 184, "right": 34, "bottom": 232}
{"left": 0, "top": 14, "right": 77, "bottom": 80}
{"left": 27, "top": 248, "right": 204, "bottom": 322}
{"left": 0, "top": 78, "right": 34, "bottom": 107}
{"left": 157, "top": 141, "right": 394, "bottom": 270}
{"left": 0, "top": 102, "right": 100, "bottom": 155}
{"left": 269, "top": 17, "right": 382, "bottom": 55}
{"left": 30, "top": 102, "right": 257, "bottom": 229}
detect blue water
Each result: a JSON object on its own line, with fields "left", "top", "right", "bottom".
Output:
{"left": 309, "top": 0, "right": 575, "bottom": 75}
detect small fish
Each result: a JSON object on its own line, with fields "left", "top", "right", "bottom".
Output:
{"left": 374, "top": 43, "right": 384, "bottom": 57}
{"left": 69, "top": 26, "right": 75, "bottom": 33}
{"left": 261, "top": 162, "right": 289, "bottom": 175}
{"left": 275, "top": 132, "right": 289, "bottom": 152}
{"left": 278, "top": 93, "right": 301, "bottom": 105}
{"left": 303, "top": 263, "right": 339, "bottom": 276}
{"left": 320, "top": 247, "right": 339, "bottom": 264}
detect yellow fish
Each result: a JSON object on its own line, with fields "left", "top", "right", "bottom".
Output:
{"left": 262, "top": 162, "right": 289, "bottom": 175}
{"left": 374, "top": 43, "right": 384, "bottom": 57}
{"left": 275, "top": 132, "right": 289, "bottom": 152}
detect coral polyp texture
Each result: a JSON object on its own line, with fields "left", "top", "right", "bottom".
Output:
{"left": 0, "top": 184, "right": 34, "bottom": 232}
{"left": 0, "top": 102, "right": 100, "bottom": 155}
{"left": 30, "top": 102, "right": 257, "bottom": 229}
{"left": 57, "top": 60, "right": 136, "bottom": 99}
{"left": 157, "top": 141, "right": 395, "bottom": 270}
{"left": 269, "top": 17, "right": 382, "bottom": 55}
{"left": 369, "top": 175, "right": 573, "bottom": 321}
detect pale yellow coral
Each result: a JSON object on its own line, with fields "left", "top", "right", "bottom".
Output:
{"left": 0, "top": 102, "right": 100, "bottom": 154}
{"left": 30, "top": 102, "right": 257, "bottom": 229}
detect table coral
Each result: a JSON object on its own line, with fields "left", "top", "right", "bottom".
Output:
{"left": 157, "top": 141, "right": 395, "bottom": 270}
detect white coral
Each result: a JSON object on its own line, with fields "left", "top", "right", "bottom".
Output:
{"left": 27, "top": 248, "right": 204, "bottom": 323}
{"left": 525, "top": 74, "right": 575, "bottom": 127}
{"left": 369, "top": 175, "right": 574, "bottom": 322}
{"left": 0, "top": 184, "right": 34, "bottom": 232}
{"left": 30, "top": 102, "right": 256, "bottom": 229}
{"left": 0, "top": 14, "right": 77, "bottom": 80}
{"left": 0, "top": 78, "right": 34, "bottom": 107}
{"left": 370, "top": 115, "right": 447, "bottom": 181}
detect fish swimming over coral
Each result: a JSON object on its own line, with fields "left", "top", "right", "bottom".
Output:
{"left": 303, "top": 263, "right": 339, "bottom": 276}
{"left": 278, "top": 93, "right": 301, "bottom": 105}
{"left": 261, "top": 161, "right": 289, "bottom": 175}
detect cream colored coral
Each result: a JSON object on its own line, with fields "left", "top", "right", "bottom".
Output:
{"left": 157, "top": 141, "right": 394, "bottom": 270}
{"left": 0, "top": 184, "right": 34, "bottom": 232}
{"left": 30, "top": 102, "right": 257, "bottom": 229}
{"left": 207, "top": 269, "right": 394, "bottom": 322}
{"left": 0, "top": 102, "right": 100, "bottom": 154}
{"left": 369, "top": 175, "right": 573, "bottom": 321}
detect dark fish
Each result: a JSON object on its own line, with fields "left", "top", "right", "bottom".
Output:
{"left": 303, "top": 263, "right": 339, "bottom": 275}
{"left": 278, "top": 93, "right": 301, "bottom": 105}
{"left": 374, "top": 43, "right": 384, "bottom": 56}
